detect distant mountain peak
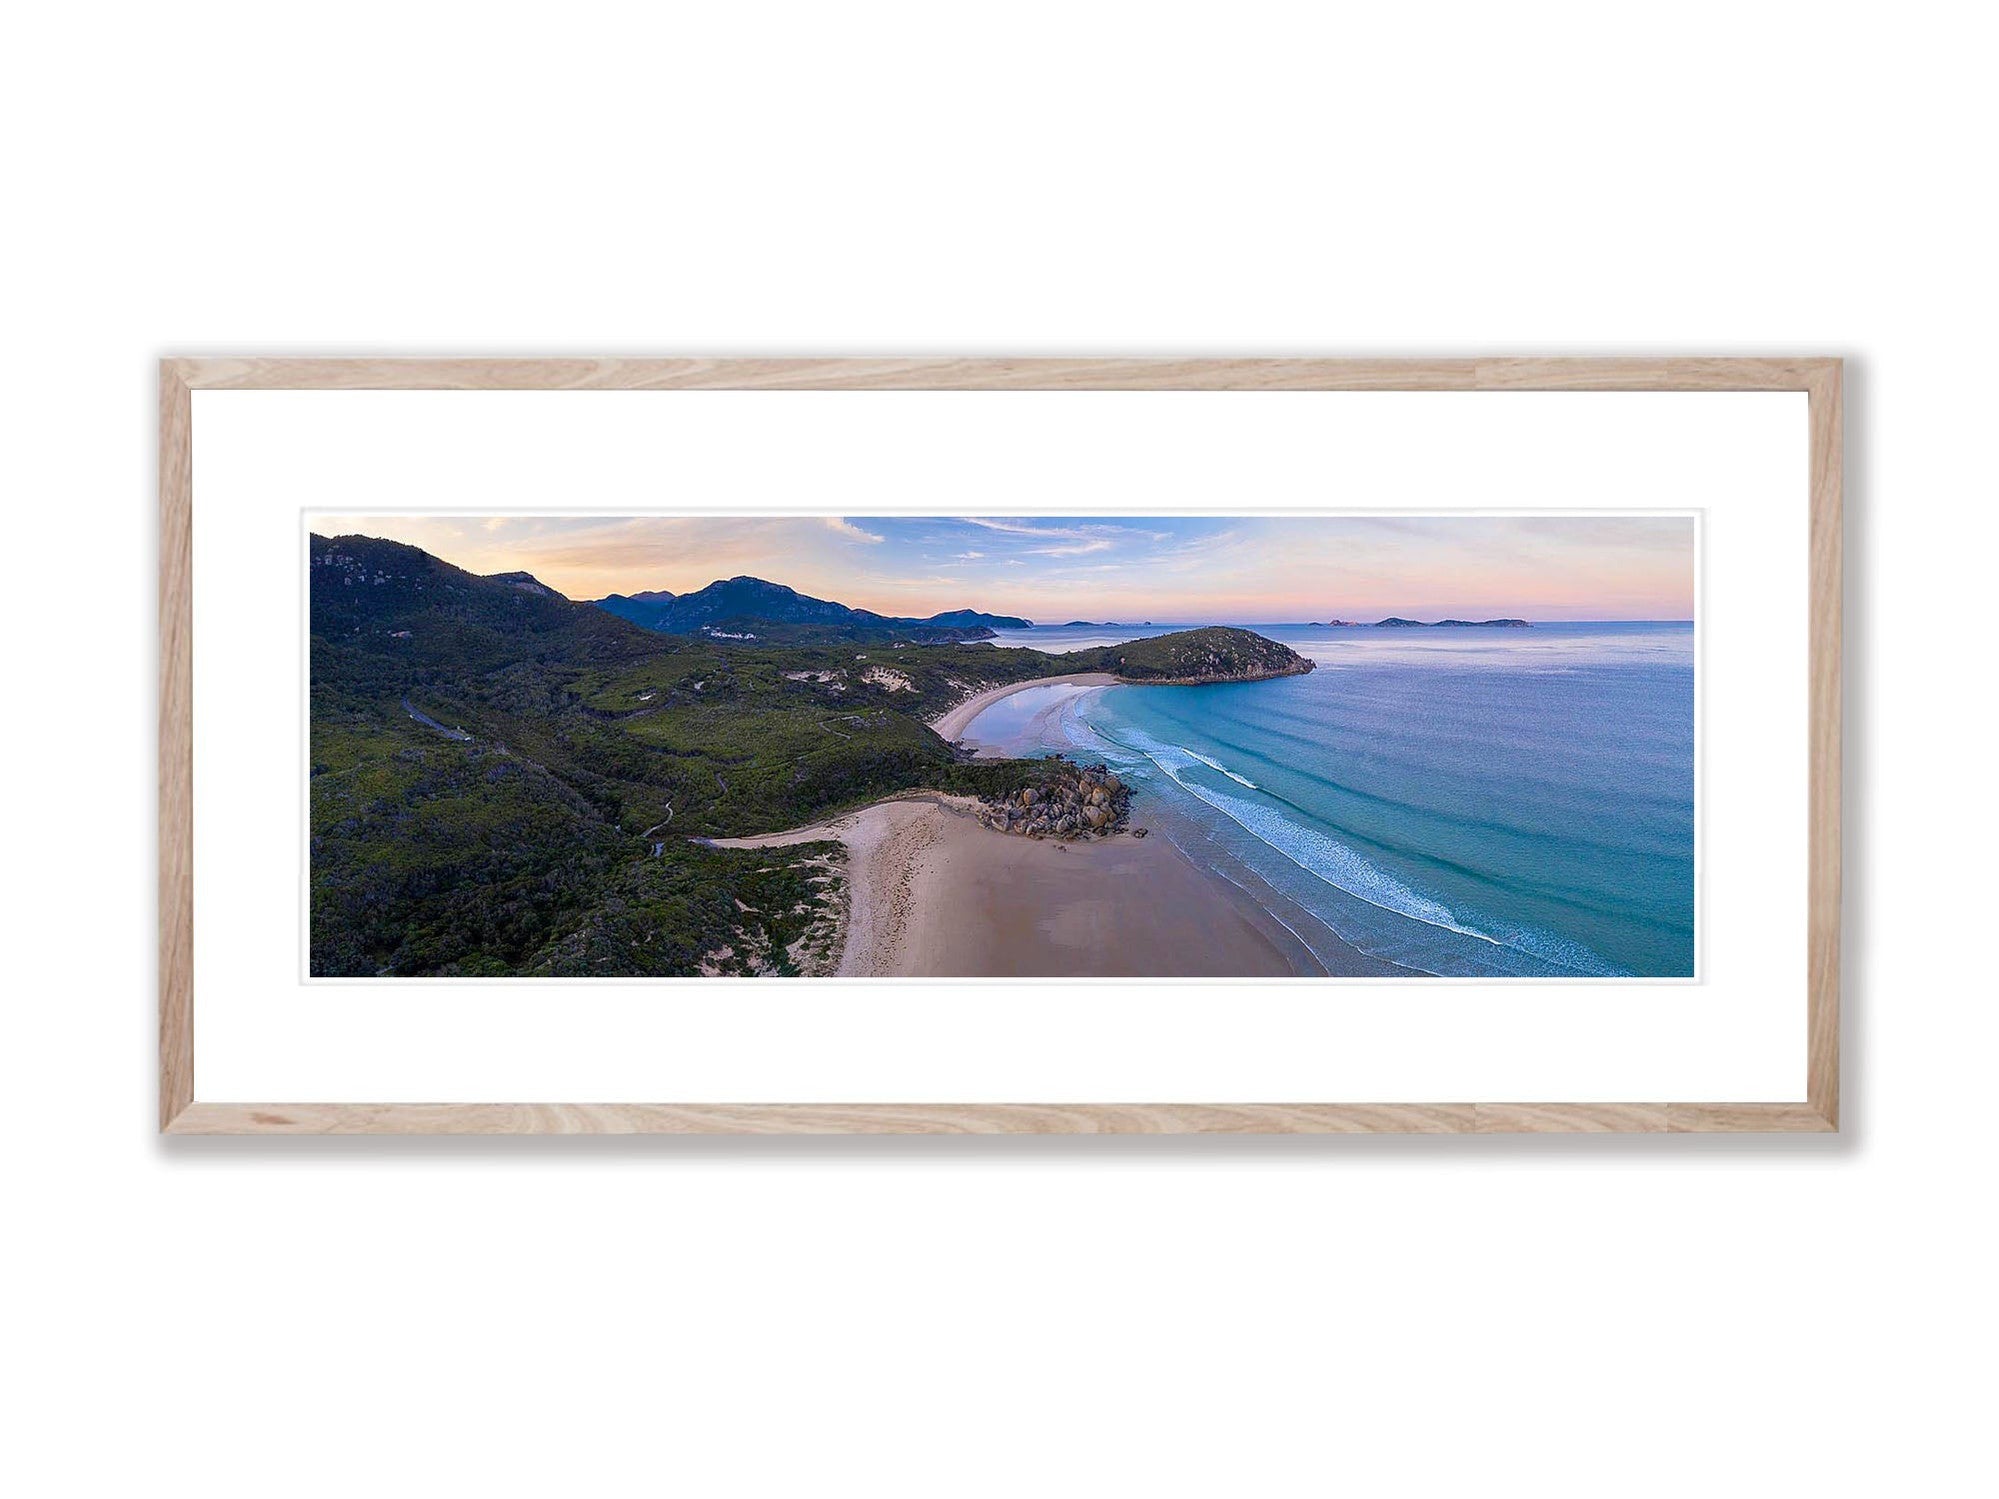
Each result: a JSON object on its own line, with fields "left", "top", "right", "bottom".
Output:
{"left": 596, "top": 575, "right": 1029, "bottom": 640}
{"left": 924, "top": 607, "right": 1033, "bottom": 630}
{"left": 309, "top": 534, "right": 655, "bottom": 659}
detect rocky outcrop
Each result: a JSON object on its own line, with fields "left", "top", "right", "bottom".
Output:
{"left": 487, "top": 570, "right": 561, "bottom": 597}
{"left": 976, "top": 763, "right": 1132, "bottom": 841}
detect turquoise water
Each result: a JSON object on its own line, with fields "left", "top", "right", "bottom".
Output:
{"left": 969, "top": 623, "right": 1695, "bottom": 978}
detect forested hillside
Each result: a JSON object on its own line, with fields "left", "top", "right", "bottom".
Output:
{"left": 310, "top": 536, "right": 1313, "bottom": 976}
{"left": 310, "top": 536, "right": 1069, "bottom": 976}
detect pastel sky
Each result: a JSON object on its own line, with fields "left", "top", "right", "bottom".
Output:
{"left": 312, "top": 514, "right": 1695, "bottom": 622}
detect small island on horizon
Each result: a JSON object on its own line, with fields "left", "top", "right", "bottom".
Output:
{"left": 1308, "top": 616, "right": 1531, "bottom": 628}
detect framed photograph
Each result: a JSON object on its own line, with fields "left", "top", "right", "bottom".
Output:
{"left": 159, "top": 357, "right": 1840, "bottom": 1134}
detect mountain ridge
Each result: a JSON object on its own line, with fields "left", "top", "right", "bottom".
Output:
{"left": 596, "top": 574, "right": 1030, "bottom": 641}
{"left": 308, "top": 535, "right": 1315, "bottom": 978}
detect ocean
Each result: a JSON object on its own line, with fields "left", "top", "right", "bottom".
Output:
{"left": 968, "top": 622, "right": 1696, "bottom": 978}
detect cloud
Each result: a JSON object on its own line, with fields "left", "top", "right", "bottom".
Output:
{"left": 824, "top": 517, "right": 886, "bottom": 544}
{"left": 962, "top": 517, "right": 1091, "bottom": 538}
{"left": 313, "top": 513, "right": 1693, "bottom": 622}
{"left": 964, "top": 517, "right": 1125, "bottom": 556}
{"left": 1025, "top": 538, "right": 1113, "bottom": 557}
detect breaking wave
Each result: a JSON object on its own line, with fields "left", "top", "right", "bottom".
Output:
{"left": 1103, "top": 724, "right": 1623, "bottom": 978}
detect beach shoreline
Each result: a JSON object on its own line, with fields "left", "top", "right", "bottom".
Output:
{"left": 696, "top": 667, "right": 1415, "bottom": 980}
{"left": 927, "top": 672, "right": 1119, "bottom": 743}
{"left": 701, "top": 792, "right": 1331, "bottom": 978}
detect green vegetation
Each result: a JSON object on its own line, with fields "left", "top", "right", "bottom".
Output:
{"left": 309, "top": 536, "right": 1309, "bottom": 976}
{"left": 527, "top": 839, "right": 850, "bottom": 977}
{"left": 1075, "top": 625, "right": 1314, "bottom": 682}
{"left": 309, "top": 535, "right": 1091, "bottom": 976}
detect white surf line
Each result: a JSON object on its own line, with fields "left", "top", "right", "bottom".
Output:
{"left": 1144, "top": 748, "right": 1618, "bottom": 977}
{"left": 1182, "top": 746, "right": 1260, "bottom": 790}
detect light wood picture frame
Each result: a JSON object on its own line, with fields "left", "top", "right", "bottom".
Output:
{"left": 159, "top": 357, "right": 1841, "bottom": 1135}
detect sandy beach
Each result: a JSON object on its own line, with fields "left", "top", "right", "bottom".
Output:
{"left": 928, "top": 673, "right": 1118, "bottom": 745}
{"left": 702, "top": 792, "right": 1314, "bottom": 977}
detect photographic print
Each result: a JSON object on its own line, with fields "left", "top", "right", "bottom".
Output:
{"left": 309, "top": 513, "right": 1696, "bottom": 981}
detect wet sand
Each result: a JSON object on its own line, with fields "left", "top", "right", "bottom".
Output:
{"left": 702, "top": 793, "right": 1308, "bottom": 977}
{"left": 928, "top": 673, "right": 1118, "bottom": 744}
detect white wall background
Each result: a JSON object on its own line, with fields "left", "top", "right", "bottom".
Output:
{"left": 3, "top": 4, "right": 1989, "bottom": 1496}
